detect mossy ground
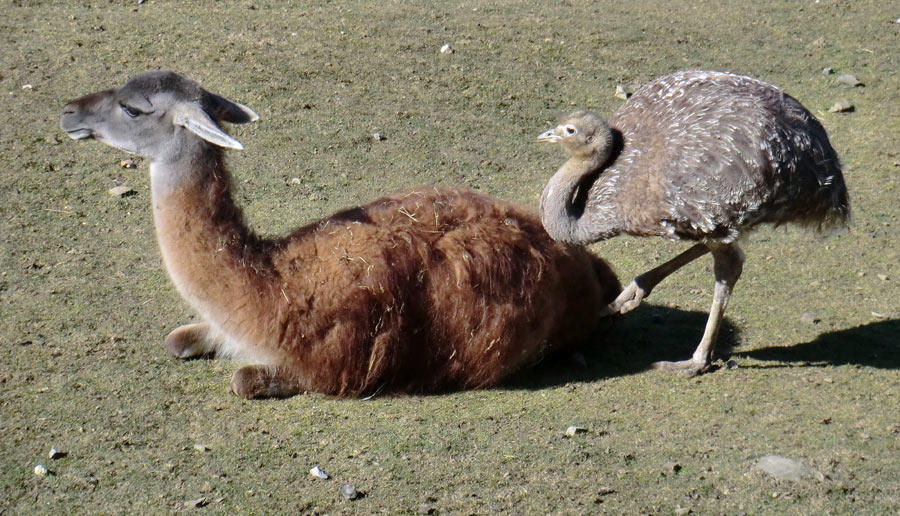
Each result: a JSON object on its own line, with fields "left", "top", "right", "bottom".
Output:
{"left": 2, "top": 1, "right": 898, "bottom": 514}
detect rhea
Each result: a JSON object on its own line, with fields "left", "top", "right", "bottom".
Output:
{"left": 539, "top": 70, "right": 849, "bottom": 376}
{"left": 60, "top": 71, "right": 621, "bottom": 398}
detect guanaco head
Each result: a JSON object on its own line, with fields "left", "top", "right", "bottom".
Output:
{"left": 60, "top": 71, "right": 258, "bottom": 162}
{"left": 538, "top": 110, "right": 614, "bottom": 165}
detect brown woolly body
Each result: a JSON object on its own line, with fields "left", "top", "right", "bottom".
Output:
{"left": 59, "top": 71, "right": 620, "bottom": 397}
{"left": 161, "top": 147, "right": 617, "bottom": 397}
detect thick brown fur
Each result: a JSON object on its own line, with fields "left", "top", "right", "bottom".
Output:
{"left": 167, "top": 147, "right": 619, "bottom": 396}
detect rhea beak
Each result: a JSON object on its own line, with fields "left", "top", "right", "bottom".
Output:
{"left": 537, "top": 127, "right": 563, "bottom": 143}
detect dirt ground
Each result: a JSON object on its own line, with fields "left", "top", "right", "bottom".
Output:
{"left": 2, "top": 1, "right": 898, "bottom": 514}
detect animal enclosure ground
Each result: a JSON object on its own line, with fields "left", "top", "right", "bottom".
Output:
{"left": 2, "top": 1, "right": 898, "bottom": 514}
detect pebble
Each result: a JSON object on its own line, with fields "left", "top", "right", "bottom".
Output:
{"left": 34, "top": 464, "right": 49, "bottom": 477}
{"left": 440, "top": 44, "right": 454, "bottom": 54}
{"left": 822, "top": 67, "right": 833, "bottom": 75}
{"left": 828, "top": 100, "right": 853, "bottom": 113}
{"left": 309, "top": 465, "right": 329, "bottom": 479}
{"left": 373, "top": 132, "right": 383, "bottom": 141}
{"left": 836, "top": 74, "right": 862, "bottom": 87}
{"left": 614, "top": 85, "right": 630, "bottom": 100}
{"left": 119, "top": 158, "right": 138, "bottom": 169}
{"left": 755, "top": 455, "right": 824, "bottom": 482}
{"left": 193, "top": 443, "right": 208, "bottom": 453}
{"left": 800, "top": 311, "right": 820, "bottom": 324}
{"left": 339, "top": 483, "right": 360, "bottom": 500}
{"left": 184, "top": 497, "right": 208, "bottom": 508}
{"left": 108, "top": 185, "right": 134, "bottom": 197}
{"left": 661, "top": 461, "right": 682, "bottom": 475}
{"left": 565, "top": 425, "right": 588, "bottom": 437}
{"left": 48, "top": 446, "right": 63, "bottom": 459}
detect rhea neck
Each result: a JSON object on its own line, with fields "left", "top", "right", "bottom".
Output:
{"left": 148, "top": 139, "right": 275, "bottom": 315}
{"left": 540, "top": 146, "right": 613, "bottom": 244}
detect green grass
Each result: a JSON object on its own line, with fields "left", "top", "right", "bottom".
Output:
{"left": 2, "top": 0, "right": 899, "bottom": 513}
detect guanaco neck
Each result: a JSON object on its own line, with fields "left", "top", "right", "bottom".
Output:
{"left": 149, "top": 143, "right": 277, "bottom": 326}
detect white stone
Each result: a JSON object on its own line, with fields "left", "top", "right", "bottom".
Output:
{"left": 310, "top": 465, "right": 329, "bottom": 479}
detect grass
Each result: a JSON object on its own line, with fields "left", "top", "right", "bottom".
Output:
{"left": 2, "top": 0, "right": 898, "bottom": 513}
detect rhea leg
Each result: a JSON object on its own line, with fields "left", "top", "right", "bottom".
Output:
{"left": 165, "top": 322, "right": 222, "bottom": 358}
{"left": 604, "top": 243, "right": 710, "bottom": 315}
{"left": 652, "top": 243, "right": 744, "bottom": 376}
{"left": 230, "top": 365, "right": 301, "bottom": 399}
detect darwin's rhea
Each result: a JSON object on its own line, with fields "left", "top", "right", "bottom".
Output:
{"left": 60, "top": 71, "right": 620, "bottom": 398}
{"left": 539, "top": 70, "right": 849, "bottom": 375}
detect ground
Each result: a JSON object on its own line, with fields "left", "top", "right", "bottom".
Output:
{"left": 2, "top": 1, "right": 899, "bottom": 514}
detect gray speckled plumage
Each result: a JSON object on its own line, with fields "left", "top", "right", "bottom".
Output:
{"left": 541, "top": 70, "right": 849, "bottom": 245}
{"left": 538, "top": 70, "right": 850, "bottom": 375}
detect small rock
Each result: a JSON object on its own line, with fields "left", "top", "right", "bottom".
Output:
{"left": 800, "top": 311, "right": 820, "bottom": 324}
{"left": 828, "top": 100, "right": 853, "bottom": 113}
{"left": 22, "top": 84, "right": 33, "bottom": 90}
{"left": 34, "top": 464, "right": 49, "bottom": 477}
{"left": 570, "top": 352, "right": 587, "bottom": 368}
{"left": 675, "top": 506, "right": 692, "bottom": 516}
{"left": 289, "top": 177, "right": 302, "bottom": 185}
{"left": 836, "top": 74, "right": 862, "bottom": 87}
{"left": 597, "top": 486, "right": 616, "bottom": 495}
{"left": 725, "top": 359, "right": 739, "bottom": 370}
{"left": 614, "top": 85, "right": 630, "bottom": 100}
{"left": 48, "top": 446, "right": 64, "bottom": 459}
{"left": 339, "top": 483, "right": 360, "bottom": 500}
{"left": 418, "top": 504, "right": 435, "bottom": 514}
{"left": 662, "top": 461, "right": 682, "bottom": 474}
{"left": 565, "top": 425, "right": 588, "bottom": 437}
{"left": 373, "top": 132, "right": 383, "bottom": 141}
{"left": 822, "top": 67, "right": 833, "bottom": 75}
{"left": 193, "top": 443, "right": 208, "bottom": 453}
{"left": 309, "top": 465, "right": 329, "bottom": 479}
{"left": 440, "top": 44, "right": 453, "bottom": 54}
{"left": 108, "top": 185, "right": 134, "bottom": 197}
{"left": 119, "top": 158, "right": 138, "bottom": 169}
{"left": 755, "top": 455, "right": 823, "bottom": 482}
{"left": 184, "top": 497, "right": 208, "bottom": 508}
{"left": 877, "top": 274, "right": 888, "bottom": 281}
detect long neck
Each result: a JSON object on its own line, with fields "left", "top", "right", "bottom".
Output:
{"left": 540, "top": 155, "right": 608, "bottom": 244}
{"left": 149, "top": 144, "right": 275, "bottom": 324}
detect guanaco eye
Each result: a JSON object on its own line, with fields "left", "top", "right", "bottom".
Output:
{"left": 564, "top": 125, "right": 577, "bottom": 136}
{"left": 120, "top": 103, "right": 141, "bottom": 118}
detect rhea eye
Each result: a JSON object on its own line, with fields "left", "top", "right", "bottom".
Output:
{"left": 564, "top": 125, "right": 577, "bottom": 136}
{"left": 120, "top": 103, "right": 141, "bottom": 118}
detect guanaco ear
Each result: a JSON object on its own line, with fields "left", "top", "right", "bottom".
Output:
{"left": 206, "top": 92, "right": 259, "bottom": 124}
{"left": 172, "top": 102, "right": 245, "bottom": 150}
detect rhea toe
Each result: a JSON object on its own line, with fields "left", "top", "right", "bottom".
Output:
{"left": 60, "top": 71, "right": 621, "bottom": 399}
{"left": 538, "top": 70, "right": 849, "bottom": 376}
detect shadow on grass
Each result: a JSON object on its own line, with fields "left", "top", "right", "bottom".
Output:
{"left": 509, "top": 307, "right": 900, "bottom": 391}
{"left": 507, "top": 303, "right": 742, "bottom": 390}
{"left": 734, "top": 319, "right": 900, "bottom": 369}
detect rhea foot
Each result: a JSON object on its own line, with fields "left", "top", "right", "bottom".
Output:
{"left": 651, "top": 358, "right": 714, "bottom": 378}
{"left": 165, "top": 322, "right": 217, "bottom": 359}
{"left": 601, "top": 279, "right": 648, "bottom": 316}
{"left": 230, "top": 365, "right": 301, "bottom": 399}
